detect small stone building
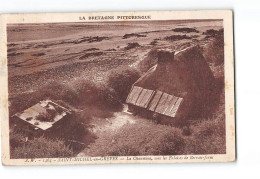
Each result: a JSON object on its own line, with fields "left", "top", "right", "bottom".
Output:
{"left": 11, "top": 100, "right": 73, "bottom": 137}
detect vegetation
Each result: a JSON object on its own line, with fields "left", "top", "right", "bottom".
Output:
{"left": 86, "top": 120, "right": 186, "bottom": 156}
{"left": 71, "top": 79, "right": 122, "bottom": 111}
{"left": 125, "top": 42, "right": 141, "bottom": 50}
{"left": 203, "top": 29, "right": 224, "bottom": 66}
{"left": 9, "top": 65, "right": 141, "bottom": 158}
{"left": 9, "top": 31, "right": 225, "bottom": 158}
{"left": 82, "top": 34, "right": 226, "bottom": 156}
{"left": 85, "top": 103, "right": 225, "bottom": 156}
{"left": 123, "top": 33, "right": 146, "bottom": 39}
{"left": 106, "top": 66, "right": 141, "bottom": 102}
{"left": 203, "top": 29, "right": 223, "bottom": 36}
{"left": 186, "top": 108, "right": 226, "bottom": 154}
{"left": 10, "top": 136, "right": 74, "bottom": 159}
{"left": 172, "top": 28, "right": 199, "bottom": 33}
{"left": 165, "top": 35, "right": 191, "bottom": 41}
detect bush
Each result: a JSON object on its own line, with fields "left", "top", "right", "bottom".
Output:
{"left": 9, "top": 81, "right": 78, "bottom": 115}
{"left": 165, "top": 35, "right": 191, "bottom": 41}
{"left": 203, "top": 29, "right": 223, "bottom": 36}
{"left": 185, "top": 104, "right": 226, "bottom": 154}
{"left": 85, "top": 120, "right": 186, "bottom": 156}
{"left": 9, "top": 77, "right": 123, "bottom": 115}
{"left": 9, "top": 130, "right": 26, "bottom": 148}
{"left": 172, "top": 28, "right": 199, "bottom": 33}
{"left": 107, "top": 66, "right": 140, "bottom": 102}
{"left": 123, "top": 33, "right": 146, "bottom": 39}
{"left": 156, "top": 132, "right": 186, "bottom": 155}
{"left": 106, "top": 114, "right": 225, "bottom": 156}
{"left": 124, "top": 42, "right": 141, "bottom": 50}
{"left": 39, "top": 81, "right": 79, "bottom": 105}
{"left": 202, "top": 29, "right": 224, "bottom": 80}
{"left": 11, "top": 136, "right": 73, "bottom": 159}
{"left": 72, "top": 79, "right": 122, "bottom": 111}
{"left": 9, "top": 92, "right": 41, "bottom": 116}
{"left": 203, "top": 31, "right": 224, "bottom": 66}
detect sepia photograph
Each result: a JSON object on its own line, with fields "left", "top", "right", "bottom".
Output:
{"left": 0, "top": 11, "right": 235, "bottom": 165}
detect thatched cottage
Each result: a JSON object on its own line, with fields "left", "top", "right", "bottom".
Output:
{"left": 126, "top": 46, "right": 218, "bottom": 125}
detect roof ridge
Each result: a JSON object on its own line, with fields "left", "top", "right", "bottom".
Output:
{"left": 175, "top": 45, "right": 199, "bottom": 55}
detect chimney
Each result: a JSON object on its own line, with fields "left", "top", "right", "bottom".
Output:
{"left": 157, "top": 50, "right": 175, "bottom": 65}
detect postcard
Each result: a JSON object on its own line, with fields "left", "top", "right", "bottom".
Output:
{"left": 0, "top": 10, "right": 235, "bottom": 165}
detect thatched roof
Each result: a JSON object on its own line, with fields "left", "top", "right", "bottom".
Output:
{"left": 126, "top": 46, "right": 217, "bottom": 119}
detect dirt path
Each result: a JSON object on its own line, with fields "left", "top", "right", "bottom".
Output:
{"left": 92, "top": 112, "right": 136, "bottom": 133}
{"left": 77, "top": 105, "right": 139, "bottom": 157}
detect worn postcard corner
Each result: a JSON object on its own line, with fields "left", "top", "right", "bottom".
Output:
{"left": 0, "top": 10, "right": 235, "bottom": 166}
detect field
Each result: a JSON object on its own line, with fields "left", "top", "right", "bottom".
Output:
{"left": 7, "top": 20, "right": 225, "bottom": 158}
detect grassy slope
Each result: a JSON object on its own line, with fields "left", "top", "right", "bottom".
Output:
{"left": 9, "top": 66, "right": 140, "bottom": 158}
{"left": 9, "top": 29, "right": 225, "bottom": 158}
{"left": 81, "top": 31, "right": 226, "bottom": 156}
{"left": 82, "top": 96, "right": 225, "bottom": 156}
